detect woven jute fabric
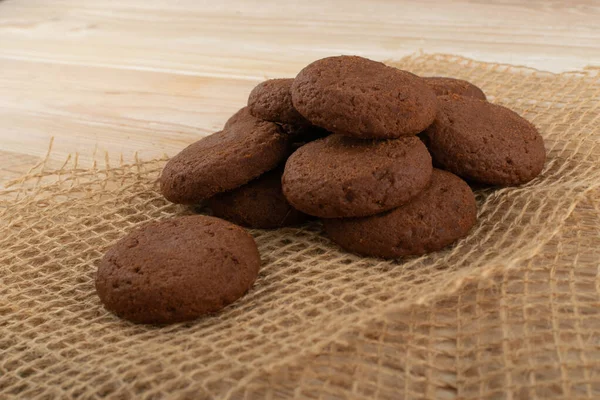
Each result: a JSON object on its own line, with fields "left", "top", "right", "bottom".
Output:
{"left": 1, "top": 53, "right": 600, "bottom": 399}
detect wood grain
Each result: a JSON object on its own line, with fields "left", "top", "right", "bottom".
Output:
{"left": 1, "top": 0, "right": 599, "bottom": 181}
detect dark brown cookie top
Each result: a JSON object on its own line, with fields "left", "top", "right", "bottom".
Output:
{"left": 323, "top": 169, "right": 477, "bottom": 259}
{"left": 160, "top": 107, "right": 291, "bottom": 204}
{"left": 95, "top": 216, "right": 261, "bottom": 324}
{"left": 424, "top": 77, "right": 487, "bottom": 100}
{"left": 282, "top": 134, "right": 433, "bottom": 218}
{"left": 248, "top": 79, "right": 311, "bottom": 126}
{"left": 207, "top": 168, "right": 309, "bottom": 229}
{"left": 291, "top": 56, "right": 437, "bottom": 139}
{"left": 422, "top": 95, "right": 546, "bottom": 186}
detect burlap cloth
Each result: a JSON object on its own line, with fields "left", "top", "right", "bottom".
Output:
{"left": 2, "top": 53, "right": 600, "bottom": 399}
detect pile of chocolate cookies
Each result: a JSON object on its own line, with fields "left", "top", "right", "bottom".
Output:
{"left": 162, "top": 55, "right": 545, "bottom": 256}
{"left": 96, "top": 56, "right": 546, "bottom": 324}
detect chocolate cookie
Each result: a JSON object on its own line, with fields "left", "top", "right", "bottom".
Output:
{"left": 291, "top": 56, "right": 437, "bottom": 139}
{"left": 223, "top": 106, "right": 252, "bottom": 129}
{"left": 161, "top": 107, "right": 291, "bottom": 204}
{"left": 207, "top": 168, "right": 309, "bottom": 229}
{"left": 422, "top": 95, "right": 546, "bottom": 186}
{"left": 424, "top": 77, "right": 487, "bottom": 100}
{"left": 248, "top": 79, "right": 311, "bottom": 126}
{"left": 282, "top": 134, "right": 433, "bottom": 218}
{"left": 323, "top": 169, "right": 477, "bottom": 258}
{"left": 95, "top": 216, "right": 261, "bottom": 324}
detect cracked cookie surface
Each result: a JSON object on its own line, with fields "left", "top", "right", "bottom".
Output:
{"left": 323, "top": 169, "right": 477, "bottom": 258}
{"left": 95, "top": 216, "right": 260, "bottom": 324}
{"left": 291, "top": 55, "right": 437, "bottom": 139}
{"left": 160, "top": 107, "right": 291, "bottom": 204}
{"left": 422, "top": 95, "right": 546, "bottom": 186}
{"left": 282, "top": 134, "right": 432, "bottom": 218}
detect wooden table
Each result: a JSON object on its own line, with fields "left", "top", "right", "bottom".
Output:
{"left": 1, "top": 0, "right": 599, "bottom": 185}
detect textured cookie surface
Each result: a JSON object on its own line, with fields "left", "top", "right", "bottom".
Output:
{"left": 223, "top": 106, "right": 253, "bottom": 129}
{"left": 208, "top": 168, "right": 309, "bottom": 229}
{"left": 424, "top": 77, "right": 487, "bottom": 100}
{"left": 323, "top": 169, "right": 477, "bottom": 258}
{"left": 248, "top": 79, "right": 311, "bottom": 126}
{"left": 422, "top": 95, "right": 546, "bottom": 186}
{"left": 95, "top": 216, "right": 261, "bottom": 324}
{"left": 160, "top": 107, "right": 290, "bottom": 204}
{"left": 282, "top": 134, "right": 433, "bottom": 218}
{"left": 291, "top": 55, "right": 437, "bottom": 139}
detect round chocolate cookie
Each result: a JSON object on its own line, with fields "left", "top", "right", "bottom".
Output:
{"left": 291, "top": 56, "right": 437, "bottom": 139}
{"left": 323, "top": 169, "right": 477, "bottom": 259}
{"left": 95, "top": 216, "right": 261, "bottom": 324}
{"left": 161, "top": 108, "right": 291, "bottom": 204}
{"left": 207, "top": 168, "right": 309, "bottom": 229}
{"left": 248, "top": 79, "right": 311, "bottom": 126}
{"left": 282, "top": 134, "right": 433, "bottom": 218}
{"left": 424, "top": 77, "right": 487, "bottom": 100}
{"left": 422, "top": 95, "right": 546, "bottom": 186}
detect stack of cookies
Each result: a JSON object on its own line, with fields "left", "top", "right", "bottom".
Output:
{"left": 96, "top": 55, "right": 546, "bottom": 324}
{"left": 161, "top": 55, "right": 545, "bottom": 258}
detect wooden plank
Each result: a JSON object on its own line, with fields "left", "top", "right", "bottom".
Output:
{"left": 1, "top": 0, "right": 598, "bottom": 75}
{"left": 1, "top": 0, "right": 599, "bottom": 176}
{"left": 0, "top": 58, "right": 257, "bottom": 166}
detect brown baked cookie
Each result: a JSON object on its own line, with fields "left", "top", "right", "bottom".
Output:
{"left": 323, "top": 169, "right": 477, "bottom": 258}
{"left": 248, "top": 79, "right": 311, "bottom": 126}
{"left": 422, "top": 95, "right": 546, "bottom": 186}
{"left": 282, "top": 134, "right": 433, "bottom": 218}
{"left": 246, "top": 80, "right": 330, "bottom": 144}
{"left": 95, "top": 216, "right": 261, "bottom": 324}
{"left": 424, "top": 77, "right": 487, "bottom": 100}
{"left": 207, "top": 168, "right": 309, "bottom": 229}
{"left": 161, "top": 107, "right": 291, "bottom": 204}
{"left": 223, "top": 106, "right": 252, "bottom": 129}
{"left": 291, "top": 56, "right": 437, "bottom": 139}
